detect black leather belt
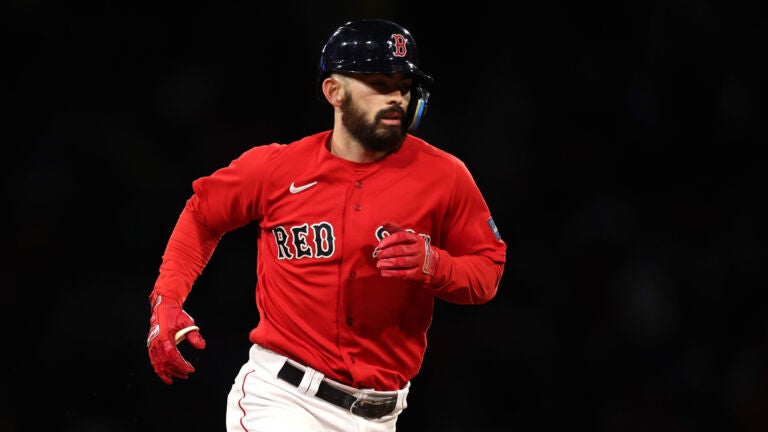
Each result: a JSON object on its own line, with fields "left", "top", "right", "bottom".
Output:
{"left": 277, "top": 361, "right": 398, "bottom": 419}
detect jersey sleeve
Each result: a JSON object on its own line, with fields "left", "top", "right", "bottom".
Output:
{"left": 189, "top": 144, "right": 282, "bottom": 232}
{"left": 152, "top": 144, "right": 281, "bottom": 302}
{"left": 427, "top": 159, "right": 507, "bottom": 304}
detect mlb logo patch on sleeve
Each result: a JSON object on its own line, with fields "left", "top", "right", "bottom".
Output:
{"left": 487, "top": 217, "right": 501, "bottom": 240}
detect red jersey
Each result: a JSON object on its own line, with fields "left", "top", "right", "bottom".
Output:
{"left": 154, "top": 131, "right": 506, "bottom": 390}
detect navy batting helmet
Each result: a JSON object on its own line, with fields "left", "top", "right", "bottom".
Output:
{"left": 319, "top": 19, "right": 433, "bottom": 131}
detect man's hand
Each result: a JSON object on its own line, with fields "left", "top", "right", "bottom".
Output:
{"left": 373, "top": 222, "right": 440, "bottom": 284}
{"left": 147, "top": 292, "right": 206, "bottom": 384}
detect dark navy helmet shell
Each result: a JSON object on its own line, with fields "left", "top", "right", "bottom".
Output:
{"left": 319, "top": 19, "right": 434, "bottom": 131}
{"left": 319, "top": 19, "right": 433, "bottom": 86}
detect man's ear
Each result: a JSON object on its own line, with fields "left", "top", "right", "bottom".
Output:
{"left": 321, "top": 76, "right": 344, "bottom": 107}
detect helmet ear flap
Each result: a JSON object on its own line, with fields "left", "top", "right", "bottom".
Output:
{"left": 406, "top": 82, "right": 430, "bottom": 131}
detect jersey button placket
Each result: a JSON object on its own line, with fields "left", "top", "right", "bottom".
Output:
{"left": 353, "top": 180, "right": 363, "bottom": 211}
{"left": 341, "top": 178, "right": 366, "bottom": 375}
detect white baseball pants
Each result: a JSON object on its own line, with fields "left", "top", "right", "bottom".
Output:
{"left": 226, "top": 344, "right": 410, "bottom": 431}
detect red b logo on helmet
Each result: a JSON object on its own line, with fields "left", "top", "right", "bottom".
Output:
{"left": 391, "top": 33, "right": 407, "bottom": 57}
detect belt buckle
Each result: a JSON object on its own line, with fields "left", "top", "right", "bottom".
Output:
{"left": 349, "top": 394, "right": 396, "bottom": 419}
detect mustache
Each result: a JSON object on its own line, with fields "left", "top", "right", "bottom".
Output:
{"left": 375, "top": 106, "right": 406, "bottom": 121}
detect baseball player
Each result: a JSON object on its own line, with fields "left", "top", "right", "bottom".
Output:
{"left": 146, "top": 18, "right": 507, "bottom": 431}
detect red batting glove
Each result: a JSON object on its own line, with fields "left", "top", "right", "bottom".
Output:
{"left": 373, "top": 223, "right": 440, "bottom": 284}
{"left": 146, "top": 292, "right": 206, "bottom": 385}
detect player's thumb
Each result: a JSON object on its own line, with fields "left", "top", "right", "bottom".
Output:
{"left": 186, "top": 330, "right": 206, "bottom": 350}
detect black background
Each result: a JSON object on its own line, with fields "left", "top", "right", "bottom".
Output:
{"left": 6, "top": 2, "right": 765, "bottom": 431}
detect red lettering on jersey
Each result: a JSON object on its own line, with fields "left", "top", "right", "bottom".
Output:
{"left": 374, "top": 224, "right": 418, "bottom": 241}
{"left": 273, "top": 222, "right": 336, "bottom": 259}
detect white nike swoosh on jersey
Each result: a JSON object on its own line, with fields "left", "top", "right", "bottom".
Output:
{"left": 289, "top": 181, "right": 318, "bottom": 194}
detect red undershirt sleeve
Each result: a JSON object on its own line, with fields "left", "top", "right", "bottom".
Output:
{"left": 428, "top": 250, "right": 504, "bottom": 304}
{"left": 152, "top": 199, "right": 223, "bottom": 303}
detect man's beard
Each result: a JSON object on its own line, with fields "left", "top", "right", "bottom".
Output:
{"left": 341, "top": 97, "right": 406, "bottom": 154}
